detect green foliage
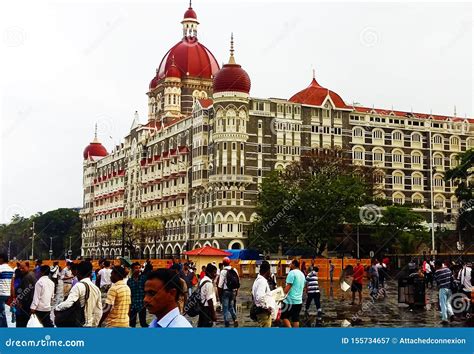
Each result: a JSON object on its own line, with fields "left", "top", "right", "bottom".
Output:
{"left": 0, "top": 208, "right": 82, "bottom": 260}
{"left": 371, "top": 206, "right": 429, "bottom": 254}
{"left": 249, "top": 151, "right": 375, "bottom": 255}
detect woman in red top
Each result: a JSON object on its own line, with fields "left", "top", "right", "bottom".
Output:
{"left": 199, "top": 265, "right": 206, "bottom": 280}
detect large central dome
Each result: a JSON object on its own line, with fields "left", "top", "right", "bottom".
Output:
{"left": 157, "top": 37, "right": 219, "bottom": 80}
{"left": 149, "top": 4, "right": 220, "bottom": 90}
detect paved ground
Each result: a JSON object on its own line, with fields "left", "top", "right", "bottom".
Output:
{"left": 5, "top": 278, "right": 471, "bottom": 328}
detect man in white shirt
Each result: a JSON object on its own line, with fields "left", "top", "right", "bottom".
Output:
{"left": 0, "top": 254, "right": 14, "bottom": 328}
{"left": 458, "top": 262, "right": 472, "bottom": 315}
{"left": 252, "top": 261, "right": 273, "bottom": 327}
{"left": 55, "top": 261, "right": 102, "bottom": 327}
{"left": 97, "top": 260, "right": 112, "bottom": 305}
{"left": 145, "top": 269, "right": 192, "bottom": 328}
{"left": 198, "top": 263, "right": 217, "bottom": 327}
{"left": 31, "top": 265, "right": 55, "bottom": 327}
{"left": 217, "top": 257, "right": 239, "bottom": 327}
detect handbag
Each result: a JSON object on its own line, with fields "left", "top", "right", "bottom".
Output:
{"left": 54, "top": 283, "right": 90, "bottom": 327}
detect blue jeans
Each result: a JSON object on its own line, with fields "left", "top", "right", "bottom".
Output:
{"left": 0, "top": 295, "right": 9, "bottom": 327}
{"left": 439, "top": 288, "right": 454, "bottom": 321}
{"left": 222, "top": 290, "right": 237, "bottom": 326}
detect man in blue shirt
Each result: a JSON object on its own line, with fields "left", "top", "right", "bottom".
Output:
{"left": 433, "top": 260, "right": 454, "bottom": 324}
{"left": 144, "top": 269, "right": 192, "bottom": 328}
{"left": 281, "top": 259, "right": 305, "bottom": 328}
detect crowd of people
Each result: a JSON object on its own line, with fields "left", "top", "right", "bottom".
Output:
{"left": 0, "top": 253, "right": 472, "bottom": 328}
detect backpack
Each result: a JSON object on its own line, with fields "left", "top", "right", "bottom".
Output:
{"left": 184, "top": 280, "right": 210, "bottom": 317}
{"left": 54, "top": 283, "right": 90, "bottom": 327}
{"left": 225, "top": 268, "right": 240, "bottom": 290}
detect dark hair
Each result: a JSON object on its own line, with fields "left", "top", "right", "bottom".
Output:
{"left": 104, "top": 260, "right": 110, "bottom": 267}
{"left": 313, "top": 266, "right": 319, "bottom": 272}
{"left": 146, "top": 269, "right": 183, "bottom": 301}
{"left": 112, "top": 265, "right": 126, "bottom": 279}
{"left": 435, "top": 260, "right": 443, "bottom": 268}
{"left": 131, "top": 262, "right": 140, "bottom": 267}
{"left": 0, "top": 254, "right": 8, "bottom": 263}
{"left": 292, "top": 259, "right": 300, "bottom": 268}
{"left": 260, "top": 261, "right": 271, "bottom": 274}
{"left": 77, "top": 261, "right": 93, "bottom": 278}
{"left": 70, "top": 263, "right": 78, "bottom": 271}
{"left": 53, "top": 261, "right": 59, "bottom": 266}
{"left": 206, "top": 263, "right": 217, "bottom": 275}
{"left": 40, "top": 265, "right": 50, "bottom": 276}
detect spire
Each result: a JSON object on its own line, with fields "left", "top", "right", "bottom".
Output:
{"left": 312, "top": 68, "right": 316, "bottom": 80}
{"left": 228, "top": 33, "right": 236, "bottom": 64}
{"left": 93, "top": 123, "right": 99, "bottom": 143}
{"left": 182, "top": 1, "right": 198, "bottom": 38}
{"left": 454, "top": 105, "right": 457, "bottom": 117}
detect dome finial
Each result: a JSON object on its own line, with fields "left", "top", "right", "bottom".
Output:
{"left": 94, "top": 122, "right": 98, "bottom": 139}
{"left": 189, "top": 0, "right": 192, "bottom": 8}
{"left": 312, "top": 68, "right": 315, "bottom": 80}
{"left": 228, "top": 32, "right": 236, "bottom": 64}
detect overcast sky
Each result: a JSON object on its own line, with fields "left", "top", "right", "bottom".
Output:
{"left": 0, "top": 1, "right": 472, "bottom": 223}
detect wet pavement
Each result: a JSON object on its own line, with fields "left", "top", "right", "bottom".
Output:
{"left": 197, "top": 278, "right": 471, "bottom": 328}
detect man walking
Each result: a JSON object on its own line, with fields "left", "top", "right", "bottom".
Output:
{"left": 55, "top": 261, "right": 102, "bottom": 327}
{"left": 30, "top": 265, "right": 55, "bottom": 327}
{"left": 0, "top": 254, "right": 14, "bottom": 327}
{"left": 252, "top": 261, "right": 273, "bottom": 327}
{"left": 198, "top": 264, "right": 217, "bottom": 328}
{"left": 351, "top": 260, "right": 364, "bottom": 305}
{"left": 180, "top": 263, "right": 195, "bottom": 297}
{"left": 97, "top": 260, "right": 112, "bottom": 305}
{"left": 281, "top": 259, "right": 305, "bottom": 328}
{"left": 145, "top": 269, "right": 192, "bottom": 328}
{"left": 218, "top": 257, "right": 240, "bottom": 327}
{"left": 99, "top": 266, "right": 131, "bottom": 327}
{"left": 61, "top": 262, "right": 74, "bottom": 299}
{"left": 433, "top": 260, "right": 454, "bottom": 325}
{"left": 128, "top": 262, "right": 148, "bottom": 327}
{"left": 457, "top": 262, "right": 472, "bottom": 316}
{"left": 14, "top": 262, "right": 36, "bottom": 327}
{"left": 305, "top": 266, "right": 322, "bottom": 316}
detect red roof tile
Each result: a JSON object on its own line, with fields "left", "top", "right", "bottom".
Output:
{"left": 183, "top": 246, "right": 231, "bottom": 256}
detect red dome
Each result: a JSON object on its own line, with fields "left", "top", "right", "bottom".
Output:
{"left": 289, "top": 78, "right": 349, "bottom": 109}
{"left": 183, "top": 7, "right": 197, "bottom": 20}
{"left": 156, "top": 37, "right": 219, "bottom": 80}
{"left": 83, "top": 141, "right": 108, "bottom": 160}
{"left": 213, "top": 63, "right": 251, "bottom": 94}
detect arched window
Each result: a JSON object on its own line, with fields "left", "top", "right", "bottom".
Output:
{"left": 433, "top": 134, "right": 443, "bottom": 145}
{"left": 433, "top": 174, "right": 444, "bottom": 191}
{"left": 433, "top": 152, "right": 444, "bottom": 168}
{"left": 392, "top": 171, "right": 404, "bottom": 189}
{"left": 434, "top": 194, "right": 445, "bottom": 209}
{"left": 372, "top": 129, "right": 384, "bottom": 140}
{"left": 411, "top": 150, "right": 423, "bottom": 168}
{"left": 450, "top": 154, "right": 459, "bottom": 168}
{"left": 411, "top": 172, "right": 423, "bottom": 190}
{"left": 412, "top": 193, "right": 424, "bottom": 205}
{"left": 392, "top": 130, "right": 403, "bottom": 144}
{"left": 411, "top": 132, "right": 422, "bottom": 145}
{"left": 393, "top": 192, "right": 405, "bottom": 205}
{"left": 392, "top": 149, "right": 404, "bottom": 166}
{"left": 372, "top": 148, "right": 384, "bottom": 167}
{"left": 450, "top": 136, "right": 460, "bottom": 150}
{"left": 352, "top": 146, "right": 365, "bottom": 165}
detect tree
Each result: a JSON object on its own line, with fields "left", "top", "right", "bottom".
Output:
{"left": 445, "top": 149, "right": 474, "bottom": 239}
{"left": 371, "top": 206, "right": 429, "bottom": 254}
{"left": 249, "top": 151, "right": 376, "bottom": 256}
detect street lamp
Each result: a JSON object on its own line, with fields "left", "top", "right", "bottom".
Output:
{"left": 49, "top": 237, "right": 53, "bottom": 260}
{"left": 30, "top": 221, "right": 35, "bottom": 260}
{"left": 68, "top": 235, "right": 72, "bottom": 259}
{"left": 428, "top": 130, "right": 436, "bottom": 256}
{"left": 8, "top": 241, "right": 11, "bottom": 261}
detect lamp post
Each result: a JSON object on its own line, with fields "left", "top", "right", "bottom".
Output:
{"left": 30, "top": 221, "right": 35, "bottom": 260}
{"left": 8, "top": 241, "right": 11, "bottom": 261}
{"left": 68, "top": 235, "right": 72, "bottom": 259}
{"left": 49, "top": 237, "right": 53, "bottom": 260}
{"left": 428, "top": 130, "right": 436, "bottom": 256}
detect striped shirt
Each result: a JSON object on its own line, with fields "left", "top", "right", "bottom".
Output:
{"left": 105, "top": 280, "right": 131, "bottom": 327}
{"left": 305, "top": 271, "right": 320, "bottom": 293}
{"left": 0, "top": 264, "right": 14, "bottom": 297}
{"left": 434, "top": 267, "right": 452, "bottom": 289}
